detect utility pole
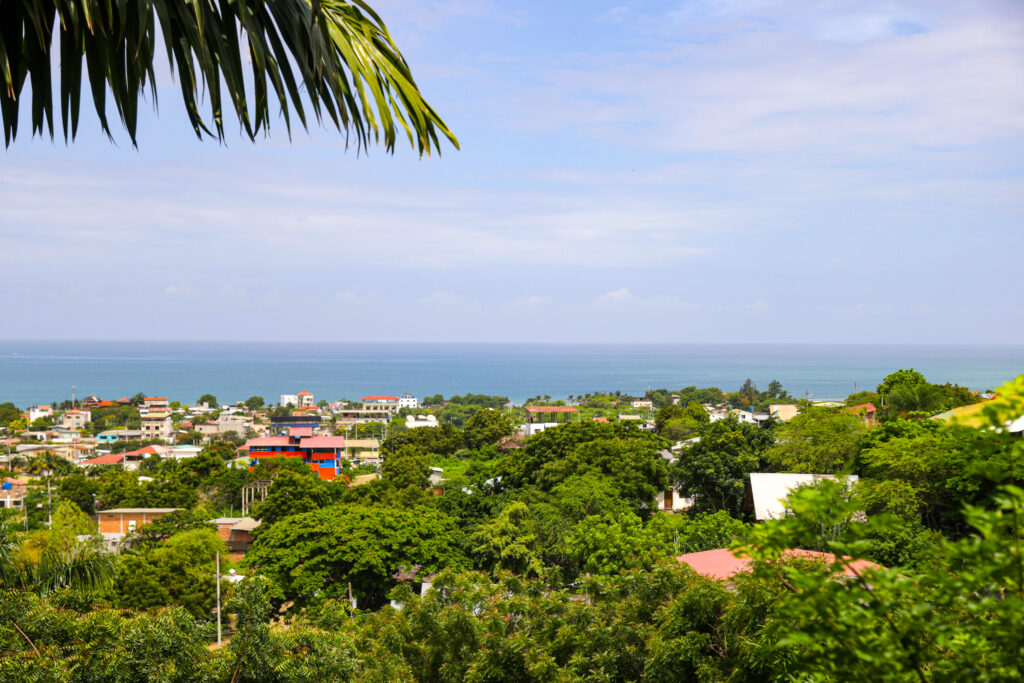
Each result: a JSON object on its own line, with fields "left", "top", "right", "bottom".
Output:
{"left": 46, "top": 471, "right": 52, "bottom": 527}
{"left": 215, "top": 551, "right": 222, "bottom": 647}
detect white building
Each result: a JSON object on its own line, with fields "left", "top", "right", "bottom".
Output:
{"left": 28, "top": 405, "right": 53, "bottom": 422}
{"left": 748, "top": 473, "right": 860, "bottom": 521}
{"left": 630, "top": 399, "right": 654, "bottom": 409}
{"left": 279, "top": 394, "right": 299, "bottom": 407}
{"left": 399, "top": 393, "right": 419, "bottom": 410}
{"left": 297, "top": 390, "right": 315, "bottom": 407}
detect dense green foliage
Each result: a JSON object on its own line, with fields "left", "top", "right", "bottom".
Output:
{"left": 1, "top": 373, "right": 1020, "bottom": 680}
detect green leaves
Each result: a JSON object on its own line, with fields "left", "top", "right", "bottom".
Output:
{"left": 0, "top": 0, "right": 458, "bottom": 153}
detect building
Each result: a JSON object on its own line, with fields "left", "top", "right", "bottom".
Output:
{"left": 143, "top": 397, "right": 170, "bottom": 411}
{"left": 361, "top": 396, "right": 401, "bottom": 418}
{"left": 399, "top": 393, "right": 419, "bottom": 409}
{"left": 769, "top": 404, "right": 799, "bottom": 422}
{"left": 523, "top": 406, "right": 579, "bottom": 436}
{"left": 210, "top": 517, "right": 261, "bottom": 560}
{"left": 297, "top": 390, "right": 315, "bottom": 408}
{"left": 345, "top": 438, "right": 381, "bottom": 464}
{"left": 28, "top": 405, "right": 53, "bottom": 422}
{"left": 747, "top": 473, "right": 860, "bottom": 521}
{"left": 140, "top": 412, "right": 173, "bottom": 441}
{"left": 97, "top": 429, "right": 143, "bottom": 444}
{"left": 630, "top": 399, "right": 654, "bottom": 409}
{"left": 62, "top": 408, "right": 92, "bottom": 430}
{"left": 97, "top": 507, "right": 182, "bottom": 551}
{"left": 844, "top": 403, "right": 878, "bottom": 426}
{"left": 655, "top": 486, "right": 692, "bottom": 512}
{"left": 279, "top": 394, "right": 299, "bottom": 407}
{"left": 1, "top": 478, "right": 27, "bottom": 509}
{"left": 676, "top": 548, "right": 882, "bottom": 582}
{"left": 245, "top": 431, "right": 349, "bottom": 480}
{"left": 269, "top": 414, "right": 321, "bottom": 434}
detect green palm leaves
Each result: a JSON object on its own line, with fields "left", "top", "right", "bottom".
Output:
{"left": 0, "top": 0, "right": 458, "bottom": 153}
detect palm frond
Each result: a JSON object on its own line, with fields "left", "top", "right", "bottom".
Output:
{"left": 0, "top": 0, "right": 458, "bottom": 153}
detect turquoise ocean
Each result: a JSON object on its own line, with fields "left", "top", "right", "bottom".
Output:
{"left": 1, "top": 341, "right": 1022, "bottom": 407}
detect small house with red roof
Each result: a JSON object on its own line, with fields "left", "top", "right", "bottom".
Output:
{"left": 844, "top": 403, "right": 877, "bottom": 426}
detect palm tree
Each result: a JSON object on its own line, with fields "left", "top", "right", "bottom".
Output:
{"left": 0, "top": 0, "right": 457, "bottom": 153}
{"left": 0, "top": 525, "right": 115, "bottom": 596}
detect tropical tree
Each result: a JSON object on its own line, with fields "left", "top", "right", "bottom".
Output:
{"left": 0, "top": 0, "right": 458, "bottom": 154}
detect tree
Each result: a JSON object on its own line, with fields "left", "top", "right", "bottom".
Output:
{"left": 671, "top": 419, "right": 760, "bottom": 516}
{"left": 56, "top": 472, "right": 99, "bottom": 514}
{"left": 197, "top": 394, "right": 218, "bottom": 408}
{"left": 463, "top": 408, "right": 513, "bottom": 450}
{"left": 469, "top": 502, "right": 545, "bottom": 578}
{"left": 739, "top": 379, "right": 758, "bottom": 405}
{"left": 244, "top": 396, "right": 266, "bottom": 411}
{"left": 381, "top": 445, "right": 430, "bottom": 489}
{"left": 244, "top": 504, "right": 467, "bottom": 608}
{"left": 131, "top": 509, "right": 217, "bottom": 549}
{"left": 764, "top": 408, "right": 866, "bottom": 473}
{"left": 0, "top": 402, "right": 21, "bottom": 427}
{"left": 877, "top": 368, "right": 927, "bottom": 396}
{"left": 254, "top": 470, "right": 334, "bottom": 527}
{"left": 1, "top": 0, "right": 457, "bottom": 154}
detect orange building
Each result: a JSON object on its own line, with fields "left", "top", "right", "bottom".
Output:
{"left": 96, "top": 508, "right": 182, "bottom": 535}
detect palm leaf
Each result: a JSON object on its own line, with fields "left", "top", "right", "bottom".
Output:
{"left": 0, "top": 0, "right": 458, "bottom": 154}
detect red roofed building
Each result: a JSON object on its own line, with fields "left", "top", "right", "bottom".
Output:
{"left": 844, "top": 403, "right": 878, "bottom": 426}
{"left": 143, "top": 397, "right": 169, "bottom": 411}
{"left": 677, "top": 548, "right": 882, "bottom": 582}
{"left": 245, "top": 434, "right": 349, "bottom": 481}
{"left": 296, "top": 390, "right": 315, "bottom": 408}
{"left": 524, "top": 405, "right": 579, "bottom": 436}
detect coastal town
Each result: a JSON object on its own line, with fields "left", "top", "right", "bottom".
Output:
{"left": 2, "top": 368, "right": 1023, "bottom": 677}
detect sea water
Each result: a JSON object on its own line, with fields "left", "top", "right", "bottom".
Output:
{"left": 1, "top": 340, "right": 1022, "bottom": 407}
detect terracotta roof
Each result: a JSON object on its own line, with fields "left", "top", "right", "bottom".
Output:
{"left": 82, "top": 453, "right": 125, "bottom": 466}
{"left": 246, "top": 436, "right": 293, "bottom": 447}
{"left": 362, "top": 395, "right": 400, "bottom": 401}
{"left": 525, "top": 406, "right": 579, "bottom": 413}
{"left": 845, "top": 403, "right": 877, "bottom": 413}
{"left": 677, "top": 548, "right": 882, "bottom": 581}
{"left": 289, "top": 427, "right": 314, "bottom": 437}
{"left": 297, "top": 390, "right": 313, "bottom": 396}
{"left": 144, "top": 397, "right": 168, "bottom": 402}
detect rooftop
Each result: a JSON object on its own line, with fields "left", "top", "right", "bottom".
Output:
{"left": 98, "top": 508, "right": 184, "bottom": 514}
{"left": 677, "top": 547, "right": 882, "bottom": 581}
{"left": 525, "top": 406, "right": 579, "bottom": 413}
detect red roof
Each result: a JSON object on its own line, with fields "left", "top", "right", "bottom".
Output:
{"left": 593, "top": 417, "right": 610, "bottom": 423}
{"left": 846, "top": 403, "right": 877, "bottom": 412}
{"left": 82, "top": 453, "right": 125, "bottom": 466}
{"left": 246, "top": 436, "right": 293, "bottom": 447}
{"left": 144, "top": 397, "right": 168, "bottom": 402}
{"left": 297, "top": 390, "right": 313, "bottom": 396}
{"left": 525, "top": 406, "right": 579, "bottom": 413}
{"left": 299, "top": 436, "right": 346, "bottom": 449}
{"left": 676, "top": 548, "right": 882, "bottom": 581}
{"left": 362, "top": 396, "right": 400, "bottom": 401}
{"left": 94, "top": 401, "right": 116, "bottom": 408}
{"left": 122, "top": 445, "right": 165, "bottom": 457}
{"left": 289, "top": 427, "right": 314, "bottom": 437}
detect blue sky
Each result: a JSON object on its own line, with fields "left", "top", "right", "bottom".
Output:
{"left": 2, "top": 0, "right": 1022, "bottom": 343}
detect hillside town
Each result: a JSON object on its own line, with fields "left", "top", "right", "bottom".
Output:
{"left": 1, "top": 369, "right": 1023, "bottom": 679}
